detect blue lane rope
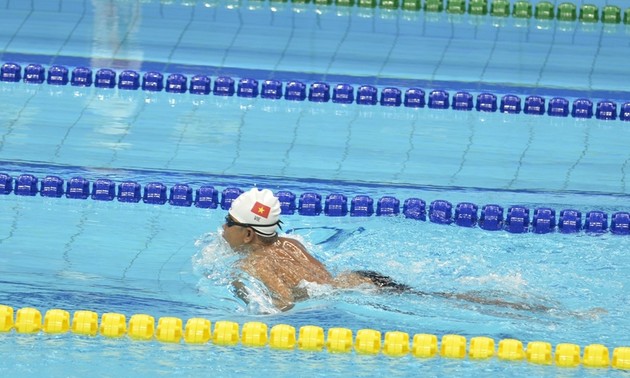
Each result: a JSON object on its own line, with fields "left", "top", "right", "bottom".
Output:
{"left": 1, "top": 172, "right": 628, "bottom": 235}
{"left": 1, "top": 62, "right": 629, "bottom": 120}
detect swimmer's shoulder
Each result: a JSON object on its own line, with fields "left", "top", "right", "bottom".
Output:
{"left": 278, "top": 236, "right": 308, "bottom": 251}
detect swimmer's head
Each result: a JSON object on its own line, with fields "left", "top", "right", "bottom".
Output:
{"left": 228, "top": 188, "right": 282, "bottom": 237}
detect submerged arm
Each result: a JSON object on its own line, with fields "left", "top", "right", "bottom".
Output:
{"left": 231, "top": 279, "right": 295, "bottom": 312}
{"left": 235, "top": 261, "right": 297, "bottom": 312}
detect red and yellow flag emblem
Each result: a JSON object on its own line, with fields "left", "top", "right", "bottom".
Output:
{"left": 251, "top": 201, "right": 271, "bottom": 218}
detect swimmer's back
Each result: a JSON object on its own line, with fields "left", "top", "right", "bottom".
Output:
{"left": 239, "top": 237, "right": 333, "bottom": 304}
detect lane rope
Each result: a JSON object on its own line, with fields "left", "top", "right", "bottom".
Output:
{"left": 1, "top": 61, "right": 629, "bottom": 120}
{"left": 1, "top": 172, "right": 629, "bottom": 236}
{"left": 0, "top": 304, "right": 628, "bottom": 369}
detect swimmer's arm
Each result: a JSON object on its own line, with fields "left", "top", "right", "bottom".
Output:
{"left": 230, "top": 279, "right": 294, "bottom": 311}
{"left": 273, "top": 299, "right": 295, "bottom": 312}
{"left": 239, "top": 263, "right": 296, "bottom": 312}
{"left": 256, "top": 264, "right": 296, "bottom": 311}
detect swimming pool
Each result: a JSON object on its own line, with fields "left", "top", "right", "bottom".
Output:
{"left": 1, "top": 0, "right": 629, "bottom": 376}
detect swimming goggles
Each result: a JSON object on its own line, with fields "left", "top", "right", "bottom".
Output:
{"left": 224, "top": 215, "right": 283, "bottom": 234}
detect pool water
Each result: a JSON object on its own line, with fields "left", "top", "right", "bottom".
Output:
{"left": 0, "top": 187, "right": 628, "bottom": 376}
{"left": 1, "top": 0, "right": 629, "bottom": 376}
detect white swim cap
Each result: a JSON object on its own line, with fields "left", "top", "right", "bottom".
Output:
{"left": 228, "top": 188, "right": 282, "bottom": 237}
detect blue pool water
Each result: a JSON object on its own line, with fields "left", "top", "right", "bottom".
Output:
{"left": 1, "top": 0, "right": 629, "bottom": 376}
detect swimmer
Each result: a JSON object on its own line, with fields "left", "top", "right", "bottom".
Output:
{"left": 223, "top": 187, "right": 407, "bottom": 311}
{"left": 222, "top": 188, "right": 576, "bottom": 314}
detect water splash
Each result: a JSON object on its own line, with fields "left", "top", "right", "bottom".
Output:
{"left": 191, "top": 228, "right": 281, "bottom": 314}
{"left": 192, "top": 229, "right": 238, "bottom": 286}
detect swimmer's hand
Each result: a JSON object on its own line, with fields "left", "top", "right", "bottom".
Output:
{"left": 232, "top": 280, "right": 249, "bottom": 304}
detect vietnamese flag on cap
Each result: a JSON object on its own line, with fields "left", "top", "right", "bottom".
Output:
{"left": 251, "top": 202, "right": 271, "bottom": 218}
